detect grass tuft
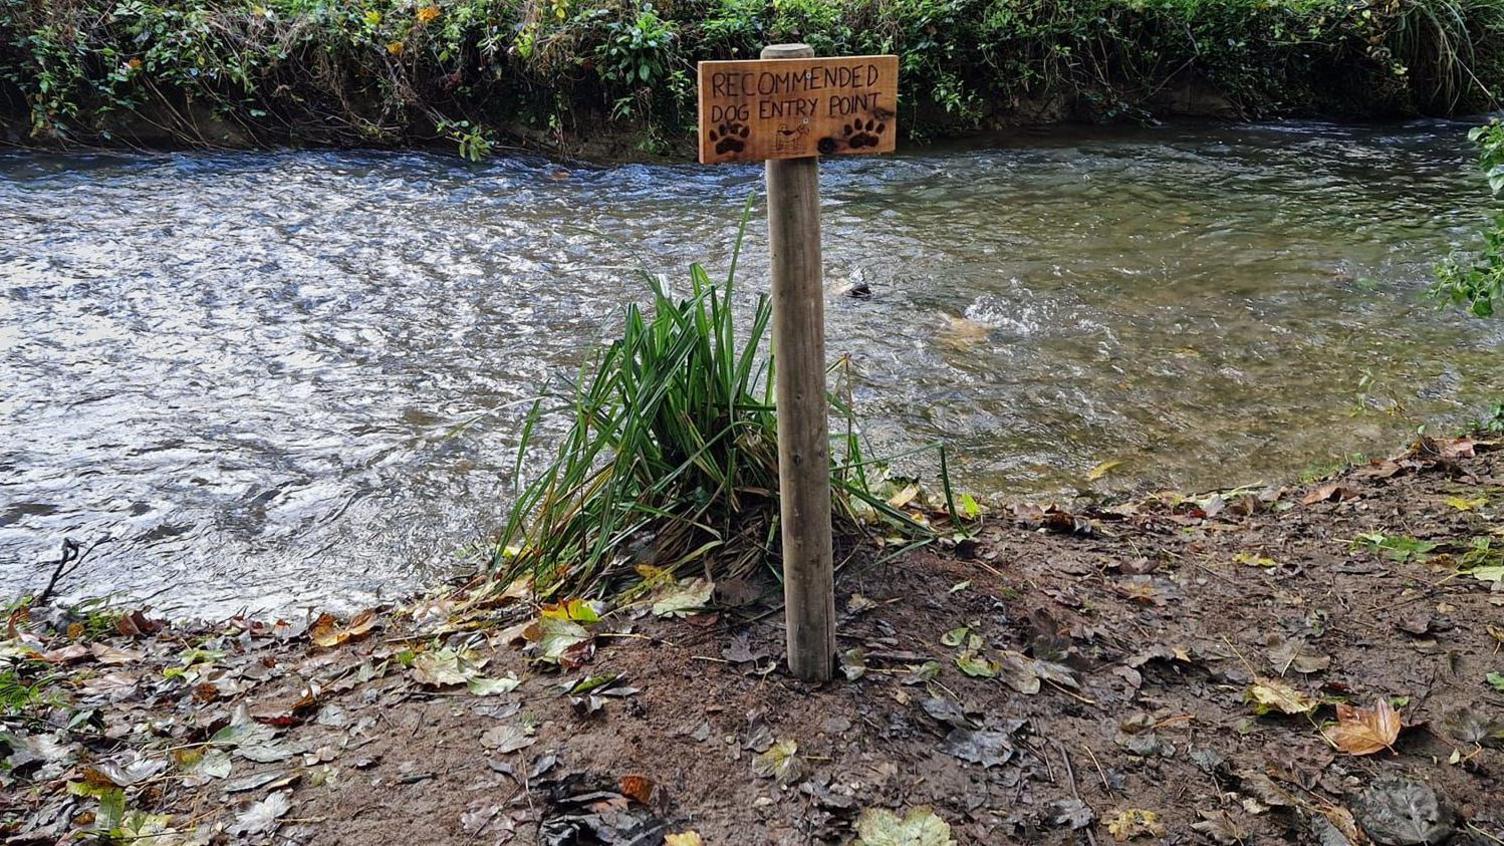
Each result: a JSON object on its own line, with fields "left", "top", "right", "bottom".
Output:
{"left": 491, "top": 199, "right": 940, "bottom": 602}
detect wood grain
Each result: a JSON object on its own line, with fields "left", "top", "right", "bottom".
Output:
{"left": 698, "top": 53, "right": 898, "bottom": 164}
{"left": 762, "top": 43, "right": 837, "bottom": 682}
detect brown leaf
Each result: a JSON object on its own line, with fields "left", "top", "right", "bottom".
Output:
{"left": 1322, "top": 699, "right": 1401, "bottom": 756}
{"left": 1302, "top": 482, "right": 1358, "bottom": 506}
{"left": 309, "top": 610, "right": 377, "bottom": 649}
{"left": 618, "top": 774, "right": 655, "bottom": 805}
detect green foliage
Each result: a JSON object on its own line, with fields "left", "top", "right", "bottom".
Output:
{"left": 1433, "top": 120, "right": 1504, "bottom": 317}
{"left": 2, "top": 0, "right": 1503, "bottom": 155}
{"left": 493, "top": 201, "right": 936, "bottom": 600}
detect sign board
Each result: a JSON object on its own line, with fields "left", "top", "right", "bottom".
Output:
{"left": 697, "top": 54, "right": 898, "bottom": 164}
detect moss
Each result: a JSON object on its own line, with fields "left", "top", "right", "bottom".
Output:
{"left": 1, "top": 0, "right": 1501, "bottom": 156}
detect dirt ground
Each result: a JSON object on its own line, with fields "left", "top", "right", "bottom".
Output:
{"left": 4, "top": 435, "right": 1504, "bottom": 845}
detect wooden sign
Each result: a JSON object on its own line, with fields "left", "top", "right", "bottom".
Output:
{"left": 697, "top": 54, "right": 898, "bottom": 164}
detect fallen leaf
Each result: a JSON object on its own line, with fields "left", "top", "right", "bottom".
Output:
{"left": 1444, "top": 495, "right": 1487, "bottom": 511}
{"left": 309, "top": 610, "right": 377, "bottom": 648}
{"left": 1353, "top": 777, "right": 1453, "bottom": 846}
{"left": 1087, "top": 460, "right": 1122, "bottom": 481}
{"left": 854, "top": 806, "right": 956, "bottom": 845}
{"left": 1322, "top": 699, "right": 1401, "bottom": 756}
{"left": 1440, "top": 705, "right": 1504, "bottom": 748}
{"left": 1234, "top": 552, "right": 1278, "bottom": 568}
{"left": 940, "top": 727, "right": 1017, "bottom": 768}
{"left": 651, "top": 578, "right": 714, "bottom": 617}
{"left": 665, "top": 833, "right": 704, "bottom": 846}
{"left": 230, "top": 790, "right": 291, "bottom": 836}
{"left": 88, "top": 643, "right": 144, "bottom": 665}
{"left": 1106, "top": 808, "right": 1167, "bottom": 841}
{"left": 1303, "top": 483, "right": 1357, "bottom": 506}
{"left": 618, "top": 774, "right": 654, "bottom": 804}
{"left": 752, "top": 739, "right": 806, "bottom": 786}
{"left": 480, "top": 724, "right": 535, "bottom": 754}
{"left": 1246, "top": 677, "right": 1317, "bottom": 715}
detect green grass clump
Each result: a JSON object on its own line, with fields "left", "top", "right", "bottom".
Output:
{"left": 492, "top": 204, "right": 934, "bottom": 601}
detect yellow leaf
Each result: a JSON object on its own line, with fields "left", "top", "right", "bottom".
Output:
{"left": 416, "top": 5, "right": 440, "bottom": 23}
{"left": 1322, "top": 699, "right": 1401, "bottom": 756}
{"left": 1234, "top": 551, "right": 1278, "bottom": 568}
{"left": 386, "top": 40, "right": 405, "bottom": 55}
{"left": 665, "top": 833, "right": 703, "bottom": 846}
{"left": 364, "top": 9, "right": 381, "bottom": 25}
{"left": 1107, "top": 809, "right": 1166, "bottom": 841}
{"left": 886, "top": 484, "right": 920, "bottom": 509}
{"left": 1087, "top": 460, "right": 1122, "bottom": 482}
{"left": 1445, "top": 495, "right": 1486, "bottom": 511}
{"left": 1246, "top": 677, "right": 1317, "bottom": 715}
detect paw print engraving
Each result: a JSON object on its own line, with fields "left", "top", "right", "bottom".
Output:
{"left": 709, "top": 121, "right": 750, "bottom": 155}
{"left": 842, "top": 118, "right": 885, "bottom": 149}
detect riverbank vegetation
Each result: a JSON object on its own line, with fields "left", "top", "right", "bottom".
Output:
{"left": 493, "top": 210, "right": 950, "bottom": 606}
{"left": 4, "top": 0, "right": 1504, "bottom": 156}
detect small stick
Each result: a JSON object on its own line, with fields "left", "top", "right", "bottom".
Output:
{"left": 1054, "top": 739, "right": 1098, "bottom": 846}
{"left": 1081, "top": 743, "right": 1110, "bottom": 791}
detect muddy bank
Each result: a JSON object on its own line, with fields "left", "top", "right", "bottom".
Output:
{"left": 3, "top": 434, "right": 1504, "bottom": 844}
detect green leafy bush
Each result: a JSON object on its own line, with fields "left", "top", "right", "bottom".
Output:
{"left": 2, "top": 0, "right": 1502, "bottom": 155}
{"left": 1434, "top": 121, "right": 1504, "bottom": 317}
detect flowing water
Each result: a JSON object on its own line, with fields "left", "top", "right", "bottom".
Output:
{"left": 4, "top": 121, "right": 1503, "bottom": 617}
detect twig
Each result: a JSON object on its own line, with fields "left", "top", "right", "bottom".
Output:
{"left": 36, "top": 536, "right": 112, "bottom": 606}
{"left": 1054, "top": 740, "right": 1098, "bottom": 846}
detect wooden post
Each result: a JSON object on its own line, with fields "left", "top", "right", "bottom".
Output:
{"left": 763, "top": 42, "right": 836, "bottom": 682}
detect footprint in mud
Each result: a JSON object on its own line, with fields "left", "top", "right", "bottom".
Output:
{"left": 709, "top": 121, "right": 750, "bottom": 155}
{"left": 842, "top": 118, "right": 885, "bottom": 149}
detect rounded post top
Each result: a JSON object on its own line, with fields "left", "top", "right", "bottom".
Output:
{"left": 761, "top": 43, "right": 814, "bottom": 59}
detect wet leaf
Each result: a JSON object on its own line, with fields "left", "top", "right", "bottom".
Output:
{"left": 411, "top": 646, "right": 489, "bottom": 687}
{"left": 887, "top": 484, "right": 920, "bottom": 508}
{"left": 1106, "top": 808, "right": 1167, "bottom": 841}
{"left": 901, "top": 660, "right": 942, "bottom": 685}
{"left": 842, "top": 648, "right": 869, "bottom": 681}
{"left": 1246, "top": 677, "right": 1317, "bottom": 715}
{"left": 88, "top": 643, "right": 144, "bottom": 665}
{"left": 752, "top": 739, "right": 806, "bottom": 786}
{"left": 1323, "top": 699, "right": 1401, "bottom": 756}
{"left": 95, "top": 755, "right": 167, "bottom": 786}
{"left": 954, "top": 650, "right": 998, "bottom": 679}
{"left": 230, "top": 790, "right": 291, "bottom": 836}
{"left": 854, "top": 806, "right": 956, "bottom": 846}
{"left": 526, "top": 616, "right": 593, "bottom": 666}
{"left": 1234, "top": 552, "right": 1278, "bottom": 568}
{"left": 481, "top": 724, "right": 535, "bottom": 754}
{"left": 1303, "top": 483, "right": 1358, "bottom": 506}
{"left": 618, "top": 774, "right": 654, "bottom": 804}
{"left": 1192, "top": 810, "right": 1248, "bottom": 845}
{"left": 1440, "top": 706, "right": 1504, "bottom": 748}
{"left": 939, "top": 727, "right": 1016, "bottom": 768}
{"left": 940, "top": 626, "right": 969, "bottom": 648}
{"left": 1049, "top": 798, "right": 1094, "bottom": 830}
{"left": 541, "top": 598, "right": 601, "bottom": 623}
{"left": 1353, "top": 777, "right": 1453, "bottom": 846}
{"left": 1267, "top": 637, "right": 1331, "bottom": 675}
{"left": 998, "top": 652, "right": 1041, "bottom": 695}
{"left": 1444, "top": 495, "right": 1487, "bottom": 511}
{"left": 1085, "top": 459, "right": 1123, "bottom": 482}
{"left": 309, "top": 610, "right": 377, "bottom": 649}
{"left": 467, "top": 674, "right": 520, "bottom": 696}
{"left": 651, "top": 578, "right": 714, "bottom": 617}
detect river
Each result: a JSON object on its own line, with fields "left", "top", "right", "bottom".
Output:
{"left": 3, "top": 121, "right": 1502, "bottom": 616}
